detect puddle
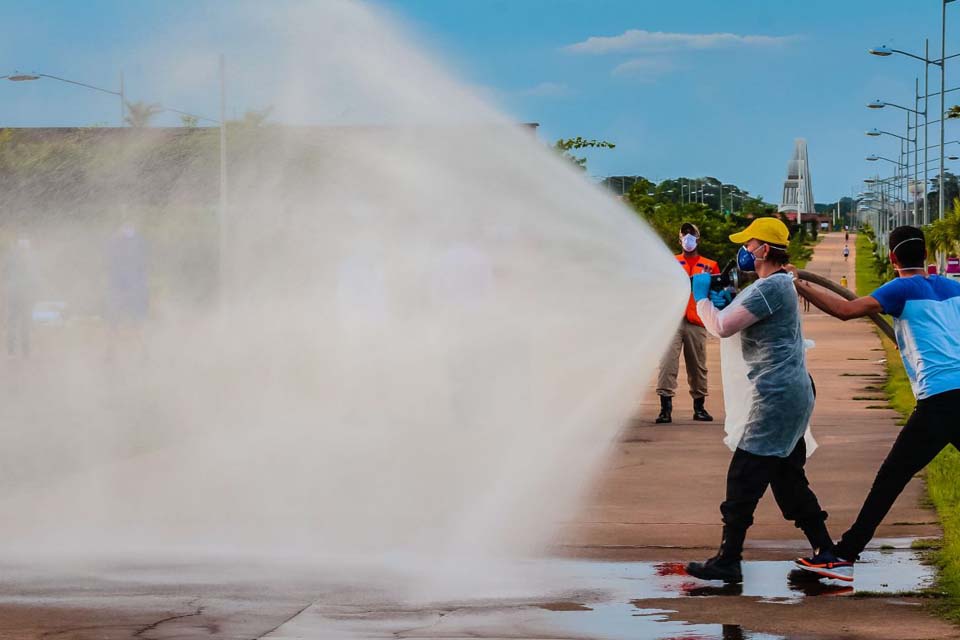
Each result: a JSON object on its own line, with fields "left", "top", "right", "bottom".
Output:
{"left": 272, "top": 552, "right": 931, "bottom": 638}
{"left": 647, "top": 550, "right": 932, "bottom": 602}
{"left": 541, "top": 549, "right": 932, "bottom": 603}
{"left": 285, "top": 602, "right": 786, "bottom": 639}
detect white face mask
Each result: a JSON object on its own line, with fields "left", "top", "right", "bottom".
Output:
{"left": 680, "top": 234, "right": 698, "bottom": 253}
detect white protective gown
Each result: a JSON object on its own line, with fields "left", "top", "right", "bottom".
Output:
{"left": 697, "top": 272, "right": 817, "bottom": 458}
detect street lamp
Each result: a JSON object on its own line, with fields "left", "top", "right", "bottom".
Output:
{"left": 869, "top": 1, "right": 958, "bottom": 221}
{"left": 866, "top": 154, "right": 907, "bottom": 166}
{"left": 863, "top": 175, "right": 902, "bottom": 246}
{"left": 866, "top": 129, "right": 913, "bottom": 223}
{"left": 867, "top": 99, "right": 923, "bottom": 114}
{"left": 866, "top": 127, "right": 910, "bottom": 141}
{"left": 4, "top": 60, "right": 231, "bottom": 300}
{"left": 867, "top": 97, "right": 923, "bottom": 224}
{"left": 868, "top": 45, "right": 893, "bottom": 57}
{"left": 2, "top": 71, "right": 127, "bottom": 125}
{"left": 728, "top": 190, "right": 751, "bottom": 214}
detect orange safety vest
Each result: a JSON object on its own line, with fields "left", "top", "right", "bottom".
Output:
{"left": 675, "top": 253, "right": 720, "bottom": 326}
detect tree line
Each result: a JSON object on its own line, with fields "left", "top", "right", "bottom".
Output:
{"left": 620, "top": 176, "right": 814, "bottom": 267}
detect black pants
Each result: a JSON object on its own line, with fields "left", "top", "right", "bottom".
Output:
{"left": 721, "top": 438, "right": 831, "bottom": 558}
{"left": 836, "top": 388, "right": 960, "bottom": 560}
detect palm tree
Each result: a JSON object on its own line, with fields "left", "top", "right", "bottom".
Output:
{"left": 926, "top": 198, "right": 960, "bottom": 257}
{"left": 123, "top": 100, "right": 163, "bottom": 128}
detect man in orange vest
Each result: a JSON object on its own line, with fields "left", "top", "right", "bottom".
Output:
{"left": 655, "top": 222, "right": 720, "bottom": 423}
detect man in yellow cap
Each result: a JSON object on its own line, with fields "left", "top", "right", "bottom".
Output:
{"left": 683, "top": 217, "right": 833, "bottom": 583}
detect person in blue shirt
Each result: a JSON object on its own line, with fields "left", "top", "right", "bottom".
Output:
{"left": 791, "top": 225, "right": 960, "bottom": 582}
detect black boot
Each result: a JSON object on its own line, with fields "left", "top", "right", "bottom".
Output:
{"left": 686, "top": 527, "right": 745, "bottom": 583}
{"left": 655, "top": 396, "right": 672, "bottom": 424}
{"left": 693, "top": 397, "right": 713, "bottom": 422}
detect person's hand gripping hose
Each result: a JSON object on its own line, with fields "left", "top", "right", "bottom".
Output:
{"left": 710, "top": 289, "right": 733, "bottom": 310}
{"left": 691, "top": 273, "right": 712, "bottom": 303}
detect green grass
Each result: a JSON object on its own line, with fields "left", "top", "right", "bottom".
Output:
{"left": 927, "top": 447, "right": 960, "bottom": 620}
{"left": 913, "top": 538, "right": 944, "bottom": 551}
{"left": 855, "top": 232, "right": 884, "bottom": 294}
{"left": 790, "top": 235, "right": 817, "bottom": 270}
{"left": 856, "top": 233, "right": 960, "bottom": 621}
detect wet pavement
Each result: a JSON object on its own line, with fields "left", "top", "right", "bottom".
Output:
{"left": 283, "top": 552, "right": 931, "bottom": 639}
{"left": 287, "top": 602, "right": 786, "bottom": 639}
{"left": 0, "top": 549, "right": 935, "bottom": 639}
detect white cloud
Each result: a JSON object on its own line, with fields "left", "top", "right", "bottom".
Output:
{"left": 611, "top": 58, "right": 675, "bottom": 80}
{"left": 517, "top": 81, "right": 572, "bottom": 97}
{"left": 565, "top": 29, "right": 796, "bottom": 55}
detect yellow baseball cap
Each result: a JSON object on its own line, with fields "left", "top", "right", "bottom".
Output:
{"left": 729, "top": 217, "right": 790, "bottom": 247}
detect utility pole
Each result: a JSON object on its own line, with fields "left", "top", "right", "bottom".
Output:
{"left": 119, "top": 71, "right": 125, "bottom": 126}
{"left": 925, "top": 39, "right": 930, "bottom": 224}
{"left": 940, "top": 0, "right": 948, "bottom": 220}
{"left": 219, "top": 54, "right": 228, "bottom": 300}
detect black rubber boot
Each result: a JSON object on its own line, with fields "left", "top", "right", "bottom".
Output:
{"left": 686, "top": 527, "right": 745, "bottom": 583}
{"left": 693, "top": 397, "right": 713, "bottom": 422}
{"left": 655, "top": 396, "right": 672, "bottom": 424}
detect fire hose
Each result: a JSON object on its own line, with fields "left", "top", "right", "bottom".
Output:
{"left": 796, "top": 269, "right": 895, "bottom": 343}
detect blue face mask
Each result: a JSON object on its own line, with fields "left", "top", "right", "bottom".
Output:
{"left": 737, "top": 245, "right": 759, "bottom": 272}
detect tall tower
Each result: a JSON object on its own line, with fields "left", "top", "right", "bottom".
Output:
{"left": 778, "top": 139, "right": 815, "bottom": 222}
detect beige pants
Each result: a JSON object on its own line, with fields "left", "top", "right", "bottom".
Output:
{"left": 657, "top": 320, "right": 709, "bottom": 399}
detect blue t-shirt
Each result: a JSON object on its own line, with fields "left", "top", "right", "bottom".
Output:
{"left": 871, "top": 275, "right": 960, "bottom": 399}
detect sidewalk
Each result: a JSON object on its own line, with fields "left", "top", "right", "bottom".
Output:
{"left": 560, "top": 232, "right": 939, "bottom": 556}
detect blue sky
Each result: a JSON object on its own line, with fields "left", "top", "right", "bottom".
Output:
{"left": 0, "top": 0, "right": 957, "bottom": 203}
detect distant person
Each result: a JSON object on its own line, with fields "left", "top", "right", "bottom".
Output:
{"left": 685, "top": 218, "right": 831, "bottom": 584}
{"left": 2, "top": 236, "right": 36, "bottom": 357}
{"left": 842, "top": 244, "right": 850, "bottom": 262}
{"left": 655, "top": 222, "right": 719, "bottom": 424}
{"left": 106, "top": 223, "right": 149, "bottom": 358}
{"left": 792, "top": 226, "right": 960, "bottom": 582}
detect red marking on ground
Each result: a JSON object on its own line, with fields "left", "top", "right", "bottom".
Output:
{"left": 654, "top": 562, "right": 688, "bottom": 577}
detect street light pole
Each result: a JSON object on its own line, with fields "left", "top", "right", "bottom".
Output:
{"left": 914, "top": 78, "right": 921, "bottom": 225}
{"left": 7, "top": 72, "right": 126, "bottom": 125}
{"left": 925, "top": 39, "right": 931, "bottom": 224}
{"left": 940, "top": 0, "right": 952, "bottom": 220}
{"left": 219, "top": 53, "right": 228, "bottom": 299}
